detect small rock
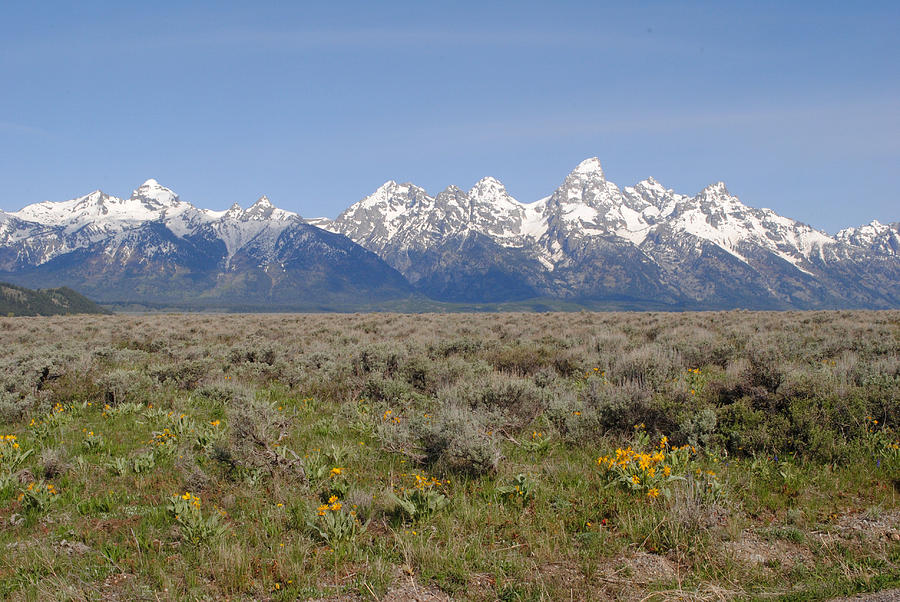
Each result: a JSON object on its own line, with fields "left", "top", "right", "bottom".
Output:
{"left": 8, "top": 513, "right": 24, "bottom": 526}
{"left": 56, "top": 539, "right": 91, "bottom": 555}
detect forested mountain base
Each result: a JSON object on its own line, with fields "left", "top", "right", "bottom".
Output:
{"left": 0, "top": 282, "right": 108, "bottom": 316}
{"left": 0, "top": 311, "right": 898, "bottom": 600}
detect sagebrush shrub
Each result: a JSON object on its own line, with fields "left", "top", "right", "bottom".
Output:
{"left": 413, "top": 405, "right": 500, "bottom": 475}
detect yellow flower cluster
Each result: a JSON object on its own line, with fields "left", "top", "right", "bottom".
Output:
{"left": 394, "top": 472, "right": 449, "bottom": 494}
{"left": 0, "top": 434, "right": 19, "bottom": 450}
{"left": 410, "top": 473, "right": 446, "bottom": 490}
{"left": 181, "top": 491, "right": 201, "bottom": 508}
{"left": 329, "top": 467, "right": 344, "bottom": 477}
{"left": 32, "top": 481, "right": 56, "bottom": 494}
{"left": 598, "top": 436, "right": 694, "bottom": 498}
{"left": 18, "top": 481, "right": 57, "bottom": 501}
{"left": 149, "top": 428, "right": 177, "bottom": 446}
{"left": 382, "top": 409, "right": 400, "bottom": 423}
{"left": 28, "top": 403, "right": 69, "bottom": 428}
{"left": 317, "top": 495, "right": 343, "bottom": 516}
{"left": 597, "top": 446, "right": 667, "bottom": 473}
{"left": 584, "top": 367, "right": 607, "bottom": 378}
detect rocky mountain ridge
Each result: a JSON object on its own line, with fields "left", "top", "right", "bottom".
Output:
{"left": 320, "top": 158, "right": 899, "bottom": 308}
{"left": 0, "top": 181, "right": 412, "bottom": 309}
{"left": 0, "top": 160, "right": 897, "bottom": 310}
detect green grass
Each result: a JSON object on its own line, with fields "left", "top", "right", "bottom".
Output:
{"left": 0, "top": 311, "right": 898, "bottom": 600}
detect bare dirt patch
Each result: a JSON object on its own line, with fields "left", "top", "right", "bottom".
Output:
{"left": 722, "top": 530, "right": 812, "bottom": 569}
{"left": 836, "top": 510, "right": 900, "bottom": 543}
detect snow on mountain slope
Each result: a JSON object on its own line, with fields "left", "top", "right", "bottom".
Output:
{"left": 660, "top": 182, "right": 834, "bottom": 270}
{"left": 326, "top": 157, "right": 891, "bottom": 292}
{"left": 1, "top": 162, "right": 897, "bottom": 310}
{"left": 3, "top": 165, "right": 884, "bottom": 278}
{"left": 837, "top": 220, "right": 900, "bottom": 256}
{"left": 466, "top": 177, "right": 547, "bottom": 244}
{"left": 328, "top": 181, "right": 432, "bottom": 247}
{"left": 538, "top": 157, "right": 661, "bottom": 249}
{"left": 205, "top": 197, "right": 301, "bottom": 265}
{"left": 12, "top": 180, "right": 194, "bottom": 234}
{"left": 2, "top": 181, "right": 304, "bottom": 269}
{"left": 328, "top": 157, "right": 842, "bottom": 275}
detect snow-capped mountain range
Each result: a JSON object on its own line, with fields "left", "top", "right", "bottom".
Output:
{"left": 1, "top": 179, "right": 298, "bottom": 267}
{"left": 0, "top": 180, "right": 411, "bottom": 309}
{"left": 318, "top": 158, "right": 899, "bottom": 307}
{"left": 0, "top": 159, "right": 897, "bottom": 310}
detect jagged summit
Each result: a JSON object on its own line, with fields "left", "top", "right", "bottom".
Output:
{"left": 700, "top": 181, "right": 731, "bottom": 197}
{"left": 469, "top": 176, "right": 514, "bottom": 204}
{"left": 635, "top": 177, "right": 665, "bottom": 191}
{"left": 131, "top": 178, "right": 179, "bottom": 206}
{"left": 243, "top": 195, "right": 296, "bottom": 221}
{"left": 836, "top": 219, "right": 900, "bottom": 256}
{"left": 436, "top": 185, "right": 466, "bottom": 198}
{"left": 571, "top": 157, "right": 605, "bottom": 177}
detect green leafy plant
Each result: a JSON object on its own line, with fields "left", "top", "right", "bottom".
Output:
{"left": 81, "top": 430, "right": 103, "bottom": 450}
{"left": 0, "top": 434, "right": 33, "bottom": 473}
{"left": 389, "top": 472, "right": 450, "bottom": 522}
{"left": 521, "top": 430, "right": 551, "bottom": 454}
{"left": 106, "top": 456, "right": 129, "bottom": 476}
{"left": 307, "top": 495, "right": 363, "bottom": 545}
{"left": 169, "top": 491, "right": 228, "bottom": 545}
{"left": 193, "top": 419, "right": 223, "bottom": 451}
{"left": 497, "top": 473, "right": 537, "bottom": 503}
{"left": 18, "top": 479, "right": 59, "bottom": 512}
{"left": 132, "top": 451, "right": 158, "bottom": 474}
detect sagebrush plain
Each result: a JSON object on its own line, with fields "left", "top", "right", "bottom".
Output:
{"left": 0, "top": 311, "right": 898, "bottom": 600}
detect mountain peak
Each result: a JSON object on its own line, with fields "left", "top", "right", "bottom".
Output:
{"left": 132, "top": 178, "right": 179, "bottom": 206}
{"left": 469, "top": 176, "right": 509, "bottom": 200}
{"left": 700, "top": 181, "right": 730, "bottom": 197}
{"left": 635, "top": 177, "right": 666, "bottom": 192}
{"left": 359, "top": 181, "right": 406, "bottom": 208}
{"left": 438, "top": 185, "right": 465, "bottom": 195}
{"left": 475, "top": 176, "right": 504, "bottom": 188}
{"left": 571, "top": 157, "right": 605, "bottom": 178}
{"left": 243, "top": 196, "right": 277, "bottom": 219}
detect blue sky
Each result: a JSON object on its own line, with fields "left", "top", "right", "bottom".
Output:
{"left": 1, "top": 1, "right": 897, "bottom": 232}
